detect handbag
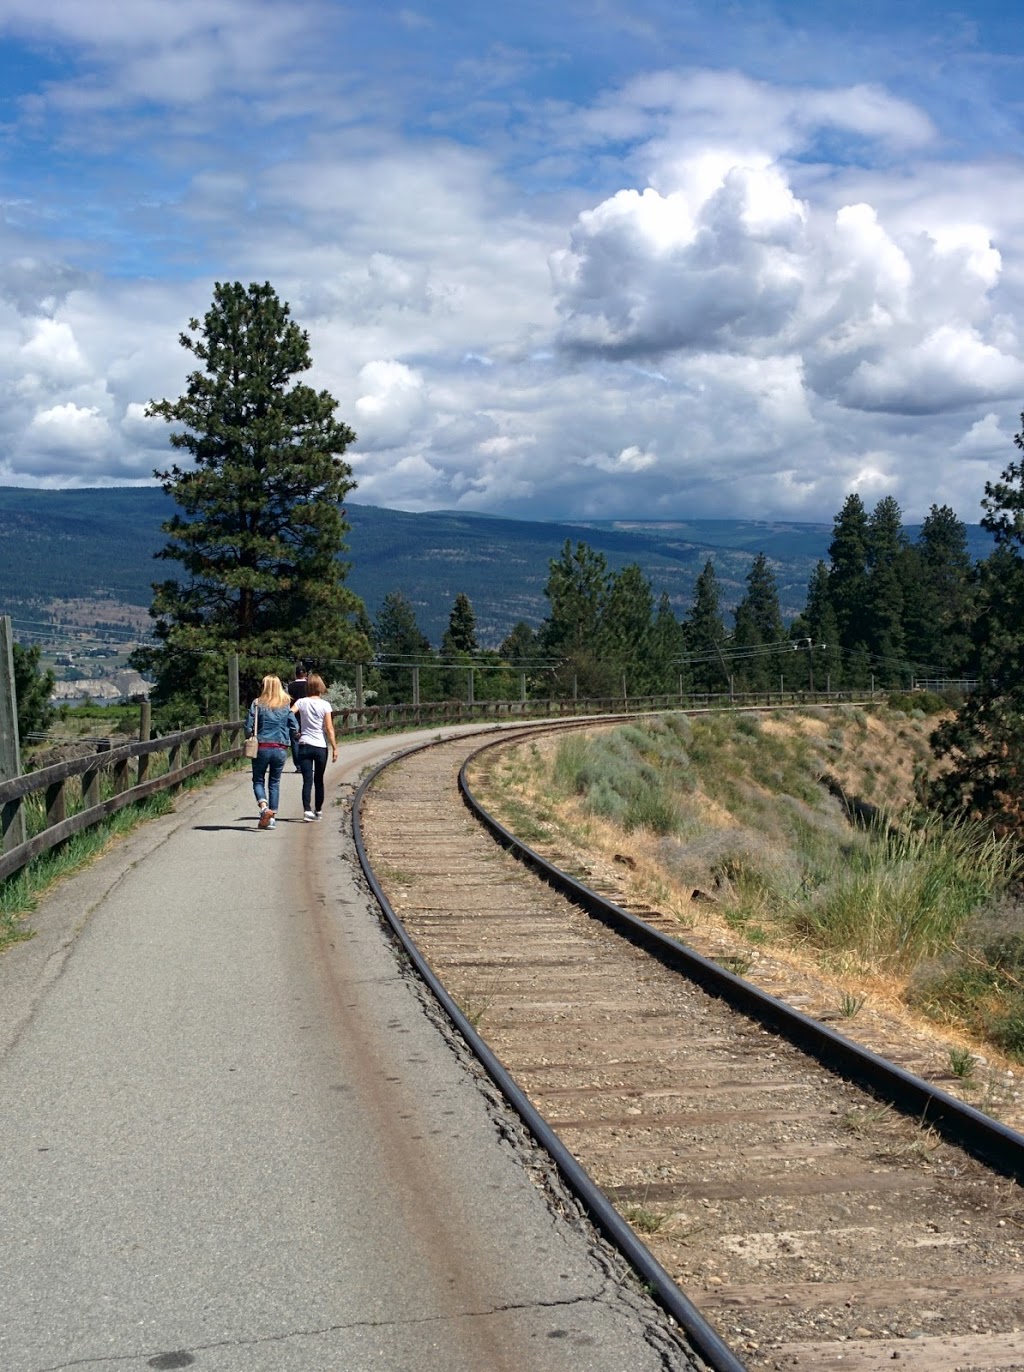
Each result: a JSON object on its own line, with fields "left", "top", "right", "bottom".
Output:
{"left": 244, "top": 704, "right": 260, "bottom": 759}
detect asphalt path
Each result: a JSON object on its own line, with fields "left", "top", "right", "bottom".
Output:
{"left": 0, "top": 727, "right": 700, "bottom": 1372}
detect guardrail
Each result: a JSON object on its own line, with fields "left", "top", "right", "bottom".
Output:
{"left": 2, "top": 686, "right": 864, "bottom": 884}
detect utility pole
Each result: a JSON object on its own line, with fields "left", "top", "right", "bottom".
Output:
{"left": 0, "top": 616, "right": 27, "bottom": 853}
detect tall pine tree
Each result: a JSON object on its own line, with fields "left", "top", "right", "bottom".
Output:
{"left": 137, "top": 282, "right": 367, "bottom": 719}
{"left": 684, "top": 559, "right": 727, "bottom": 693}
{"left": 827, "top": 493, "right": 870, "bottom": 680}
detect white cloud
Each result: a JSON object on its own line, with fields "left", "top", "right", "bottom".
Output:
{"left": 27, "top": 402, "right": 110, "bottom": 453}
{"left": 20, "top": 318, "right": 89, "bottom": 381}
{"left": 352, "top": 360, "right": 429, "bottom": 451}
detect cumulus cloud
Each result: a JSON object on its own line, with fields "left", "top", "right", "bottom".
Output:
{"left": 352, "top": 360, "right": 429, "bottom": 451}
{"left": 27, "top": 402, "right": 110, "bottom": 453}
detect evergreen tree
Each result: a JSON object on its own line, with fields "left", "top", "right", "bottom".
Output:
{"left": 650, "top": 593, "right": 688, "bottom": 694}
{"left": 136, "top": 282, "right": 367, "bottom": 718}
{"left": 440, "top": 593, "right": 479, "bottom": 699}
{"left": 373, "top": 591, "right": 436, "bottom": 704}
{"left": 12, "top": 642, "right": 55, "bottom": 743}
{"left": 539, "top": 540, "right": 614, "bottom": 695}
{"left": 599, "top": 563, "right": 654, "bottom": 694}
{"left": 795, "top": 560, "right": 841, "bottom": 692}
{"left": 865, "top": 495, "right": 908, "bottom": 688}
{"left": 441, "top": 593, "right": 479, "bottom": 656}
{"left": 732, "top": 553, "right": 785, "bottom": 691}
{"left": 498, "top": 621, "right": 538, "bottom": 665}
{"left": 911, "top": 504, "right": 976, "bottom": 680}
{"left": 684, "top": 559, "right": 727, "bottom": 694}
{"left": 931, "top": 419, "right": 1024, "bottom": 834}
{"left": 827, "top": 493, "right": 870, "bottom": 674}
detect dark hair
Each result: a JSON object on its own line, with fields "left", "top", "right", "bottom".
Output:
{"left": 294, "top": 662, "right": 307, "bottom": 677}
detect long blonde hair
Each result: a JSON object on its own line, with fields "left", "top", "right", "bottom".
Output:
{"left": 257, "top": 675, "right": 290, "bottom": 709}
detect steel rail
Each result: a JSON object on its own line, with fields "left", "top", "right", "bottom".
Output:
{"left": 351, "top": 721, "right": 749, "bottom": 1372}
{"left": 458, "top": 730, "right": 1024, "bottom": 1187}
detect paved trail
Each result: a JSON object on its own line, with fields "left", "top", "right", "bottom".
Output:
{"left": 0, "top": 729, "right": 698, "bottom": 1372}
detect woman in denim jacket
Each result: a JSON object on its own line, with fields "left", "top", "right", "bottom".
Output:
{"left": 246, "top": 675, "right": 299, "bottom": 829}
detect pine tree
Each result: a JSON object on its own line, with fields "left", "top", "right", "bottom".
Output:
{"left": 441, "top": 593, "right": 479, "bottom": 656}
{"left": 440, "top": 592, "right": 479, "bottom": 699}
{"left": 865, "top": 495, "right": 908, "bottom": 688}
{"left": 12, "top": 642, "right": 55, "bottom": 742}
{"left": 539, "top": 540, "right": 614, "bottom": 695}
{"left": 827, "top": 493, "right": 870, "bottom": 673}
{"left": 684, "top": 559, "right": 727, "bottom": 694}
{"left": 498, "top": 621, "right": 538, "bottom": 665}
{"left": 137, "top": 281, "right": 367, "bottom": 718}
{"left": 650, "top": 593, "right": 688, "bottom": 694}
{"left": 732, "top": 553, "right": 785, "bottom": 691}
{"left": 373, "top": 591, "right": 436, "bottom": 704}
{"left": 796, "top": 560, "right": 841, "bottom": 691}
{"left": 599, "top": 563, "right": 654, "bottom": 694}
{"left": 911, "top": 505, "right": 975, "bottom": 680}
{"left": 931, "top": 419, "right": 1024, "bottom": 834}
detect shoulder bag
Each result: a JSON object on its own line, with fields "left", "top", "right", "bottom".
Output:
{"left": 244, "top": 703, "right": 260, "bottom": 759}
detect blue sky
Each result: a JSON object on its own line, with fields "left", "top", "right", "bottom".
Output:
{"left": 2, "top": 0, "right": 1024, "bottom": 523}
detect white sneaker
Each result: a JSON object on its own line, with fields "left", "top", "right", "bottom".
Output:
{"left": 303, "top": 810, "right": 316, "bottom": 822}
{"left": 314, "top": 811, "right": 322, "bottom": 821}
{"left": 267, "top": 818, "right": 276, "bottom": 829}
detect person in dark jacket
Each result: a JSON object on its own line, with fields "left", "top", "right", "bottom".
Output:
{"left": 246, "top": 675, "right": 299, "bottom": 829}
{"left": 286, "top": 662, "right": 309, "bottom": 770}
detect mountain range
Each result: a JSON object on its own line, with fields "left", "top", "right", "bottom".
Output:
{"left": 0, "top": 486, "right": 993, "bottom": 646}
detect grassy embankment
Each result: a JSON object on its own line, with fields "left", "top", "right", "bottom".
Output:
{"left": 478, "top": 702, "right": 1024, "bottom": 1066}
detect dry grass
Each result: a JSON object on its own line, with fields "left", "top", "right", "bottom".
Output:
{"left": 472, "top": 704, "right": 1024, "bottom": 1079}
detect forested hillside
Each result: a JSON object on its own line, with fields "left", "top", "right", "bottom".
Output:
{"left": 0, "top": 486, "right": 992, "bottom": 645}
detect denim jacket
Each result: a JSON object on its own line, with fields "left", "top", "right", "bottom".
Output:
{"left": 246, "top": 702, "right": 299, "bottom": 747}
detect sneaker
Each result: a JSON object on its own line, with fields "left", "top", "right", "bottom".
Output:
{"left": 303, "top": 810, "right": 316, "bottom": 822}
{"left": 314, "top": 811, "right": 322, "bottom": 821}
{"left": 267, "top": 818, "right": 276, "bottom": 829}
{"left": 258, "top": 808, "right": 275, "bottom": 830}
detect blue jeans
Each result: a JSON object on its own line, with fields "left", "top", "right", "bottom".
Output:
{"left": 297, "top": 743, "right": 328, "bottom": 813}
{"left": 251, "top": 748, "right": 287, "bottom": 811}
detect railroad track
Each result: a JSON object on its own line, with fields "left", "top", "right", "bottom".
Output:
{"left": 355, "top": 721, "right": 1024, "bottom": 1372}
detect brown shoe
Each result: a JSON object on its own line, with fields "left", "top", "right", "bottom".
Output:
{"left": 258, "top": 808, "right": 275, "bottom": 830}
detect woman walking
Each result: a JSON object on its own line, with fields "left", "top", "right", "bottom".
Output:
{"left": 291, "top": 673, "right": 338, "bottom": 821}
{"left": 246, "top": 675, "right": 299, "bottom": 830}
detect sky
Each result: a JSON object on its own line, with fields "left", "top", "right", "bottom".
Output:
{"left": 2, "top": 0, "right": 1024, "bottom": 525}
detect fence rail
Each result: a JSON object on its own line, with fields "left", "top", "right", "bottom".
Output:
{"left": 1, "top": 687, "right": 866, "bottom": 885}
{"left": 0, "top": 722, "right": 245, "bottom": 883}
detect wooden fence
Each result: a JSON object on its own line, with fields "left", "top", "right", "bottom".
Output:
{"left": 0, "top": 722, "right": 245, "bottom": 883}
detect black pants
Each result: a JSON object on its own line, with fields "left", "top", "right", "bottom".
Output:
{"left": 297, "top": 743, "right": 328, "bottom": 813}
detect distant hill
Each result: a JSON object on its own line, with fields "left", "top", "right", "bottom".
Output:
{"left": 0, "top": 486, "right": 993, "bottom": 646}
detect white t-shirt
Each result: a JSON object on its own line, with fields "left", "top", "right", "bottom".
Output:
{"left": 294, "top": 695, "right": 333, "bottom": 747}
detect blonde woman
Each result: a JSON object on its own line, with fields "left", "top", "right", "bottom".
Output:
{"left": 246, "top": 675, "right": 299, "bottom": 830}
{"left": 291, "top": 672, "right": 338, "bottom": 820}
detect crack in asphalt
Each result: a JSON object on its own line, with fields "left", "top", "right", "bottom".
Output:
{"left": 36, "top": 1287, "right": 627, "bottom": 1371}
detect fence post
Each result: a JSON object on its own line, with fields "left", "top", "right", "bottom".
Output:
{"left": 355, "top": 664, "right": 364, "bottom": 713}
{"left": 0, "top": 615, "right": 27, "bottom": 854}
{"left": 519, "top": 671, "right": 527, "bottom": 703}
{"left": 139, "top": 701, "right": 152, "bottom": 743}
{"left": 412, "top": 666, "right": 420, "bottom": 707}
{"left": 228, "top": 655, "right": 240, "bottom": 722}
{"left": 467, "top": 667, "right": 474, "bottom": 707}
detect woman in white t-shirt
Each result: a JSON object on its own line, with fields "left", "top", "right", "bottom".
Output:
{"left": 291, "top": 673, "right": 338, "bottom": 821}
